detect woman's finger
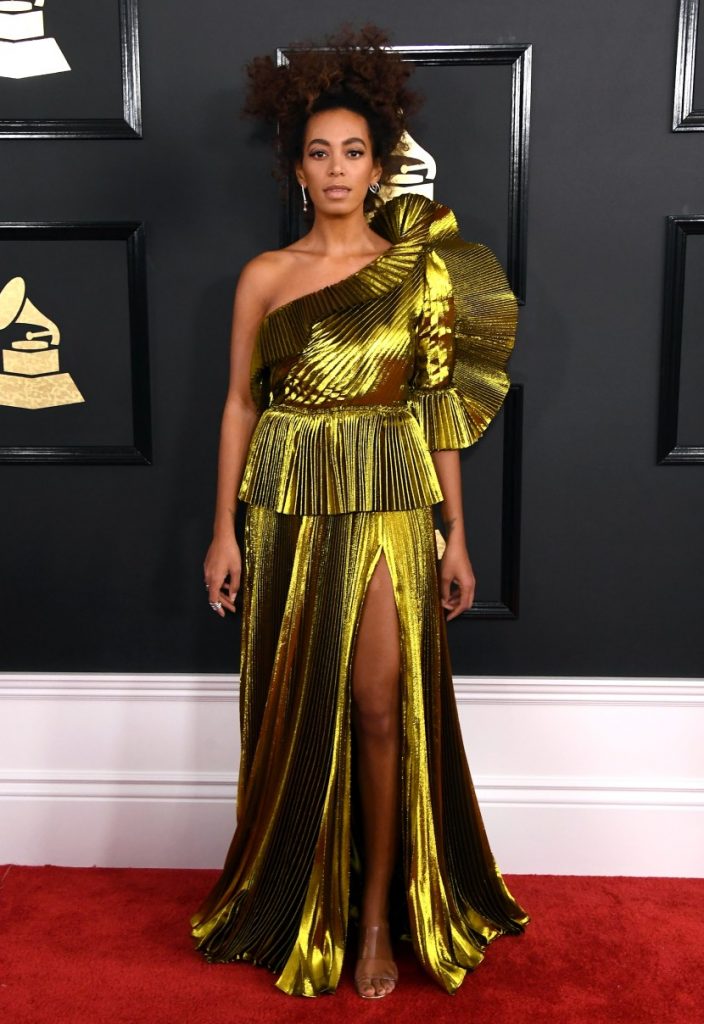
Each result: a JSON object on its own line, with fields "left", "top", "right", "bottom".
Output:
{"left": 441, "top": 579, "right": 458, "bottom": 619}
{"left": 439, "top": 570, "right": 454, "bottom": 608}
{"left": 203, "top": 539, "right": 241, "bottom": 618}
{"left": 205, "top": 577, "right": 240, "bottom": 617}
{"left": 204, "top": 570, "right": 226, "bottom": 615}
{"left": 463, "top": 577, "right": 475, "bottom": 612}
{"left": 444, "top": 576, "right": 477, "bottom": 620}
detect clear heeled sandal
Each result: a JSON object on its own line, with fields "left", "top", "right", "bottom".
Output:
{"left": 354, "top": 922, "right": 398, "bottom": 999}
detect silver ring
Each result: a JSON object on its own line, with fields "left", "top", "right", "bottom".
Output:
{"left": 209, "top": 601, "right": 222, "bottom": 612}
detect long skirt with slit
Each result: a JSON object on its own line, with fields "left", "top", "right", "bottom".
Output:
{"left": 189, "top": 501, "right": 530, "bottom": 996}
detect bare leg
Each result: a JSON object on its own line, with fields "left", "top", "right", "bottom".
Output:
{"left": 351, "top": 549, "right": 401, "bottom": 997}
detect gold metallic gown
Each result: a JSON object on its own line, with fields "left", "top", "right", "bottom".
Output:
{"left": 189, "top": 192, "right": 530, "bottom": 996}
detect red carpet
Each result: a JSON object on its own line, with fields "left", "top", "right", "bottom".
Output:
{"left": 0, "top": 866, "right": 701, "bottom": 1023}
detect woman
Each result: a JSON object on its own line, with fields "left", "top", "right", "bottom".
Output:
{"left": 190, "top": 26, "right": 530, "bottom": 1000}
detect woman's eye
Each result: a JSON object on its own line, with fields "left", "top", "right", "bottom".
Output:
{"left": 309, "top": 150, "right": 327, "bottom": 159}
{"left": 347, "top": 149, "right": 363, "bottom": 158}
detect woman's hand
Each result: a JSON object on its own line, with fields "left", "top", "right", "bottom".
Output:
{"left": 438, "top": 536, "right": 476, "bottom": 621}
{"left": 203, "top": 532, "right": 241, "bottom": 618}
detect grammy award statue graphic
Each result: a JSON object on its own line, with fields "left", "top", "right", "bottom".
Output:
{"left": 0, "top": 276, "right": 84, "bottom": 409}
{"left": 0, "top": 1, "right": 70, "bottom": 80}
{"left": 380, "top": 130, "right": 437, "bottom": 203}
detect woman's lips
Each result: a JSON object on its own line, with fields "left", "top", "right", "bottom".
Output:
{"left": 323, "top": 187, "right": 351, "bottom": 197}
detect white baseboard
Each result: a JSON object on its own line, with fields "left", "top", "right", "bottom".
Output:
{"left": 1, "top": 673, "right": 703, "bottom": 875}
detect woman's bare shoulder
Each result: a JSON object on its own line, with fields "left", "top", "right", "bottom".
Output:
{"left": 237, "top": 248, "right": 305, "bottom": 300}
{"left": 242, "top": 246, "right": 306, "bottom": 279}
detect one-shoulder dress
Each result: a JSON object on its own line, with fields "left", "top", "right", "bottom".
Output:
{"left": 189, "top": 192, "right": 530, "bottom": 996}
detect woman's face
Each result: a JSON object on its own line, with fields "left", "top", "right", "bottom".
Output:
{"left": 296, "top": 107, "right": 381, "bottom": 216}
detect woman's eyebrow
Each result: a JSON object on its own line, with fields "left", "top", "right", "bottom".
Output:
{"left": 307, "top": 137, "right": 367, "bottom": 146}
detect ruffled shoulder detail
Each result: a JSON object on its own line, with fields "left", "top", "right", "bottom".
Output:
{"left": 370, "top": 191, "right": 460, "bottom": 249}
{"left": 378, "top": 193, "right": 518, "bottom": 451}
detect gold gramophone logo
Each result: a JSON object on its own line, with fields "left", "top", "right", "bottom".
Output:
{"left": 381, "top": 131, "right": 437, "bottom": 203}
{"left": 0, "top": 276, "right": 84, "bottom": 409}
{"left": 0, "top": 1, "right": 70, "bottom": 80}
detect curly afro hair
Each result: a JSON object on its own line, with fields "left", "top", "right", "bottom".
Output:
{"left": 242, "top": 24, "right": 422, "bottom": 212}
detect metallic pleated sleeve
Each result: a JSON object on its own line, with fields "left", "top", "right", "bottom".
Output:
{"left": 406, "top": 237, "right": 518, "bottom": 452}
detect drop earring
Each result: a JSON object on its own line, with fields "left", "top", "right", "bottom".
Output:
{"left": 300, "top": 183, "right": 308, "bottom": 213}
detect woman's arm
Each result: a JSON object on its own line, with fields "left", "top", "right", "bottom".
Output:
{"left": 431, "top": 449, "right": 476, "bottom": 621}
{"left": 203, "top": 258, "right": 272, "bottom": 618}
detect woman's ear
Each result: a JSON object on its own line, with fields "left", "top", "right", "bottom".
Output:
{"left": 294, "top": 161, "right": 305, "bottom": 187}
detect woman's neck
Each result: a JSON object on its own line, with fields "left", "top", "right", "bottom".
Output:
{"left": 297, "top": 210, "right": 385, "bottom": 258}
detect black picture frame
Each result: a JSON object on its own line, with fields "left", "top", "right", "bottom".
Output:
{"left": 673, "top": 0, "right": 704, "bottom": 130}
{"left": 277, "top": 43, "right": 532, "bottom": 304}
{"left": 0, "top": 0, "right": 142, "bottom": 139}
{"left": 464, "top": 385, "right": 523, "bottom": 619}
{"left": 657, "top": 216, "right": 704, "bottom": 464}
{"left": 0, "top": 221, "right": 152, "bottom": 464}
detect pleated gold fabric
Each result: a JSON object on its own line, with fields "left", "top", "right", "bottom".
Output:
{"left": 238, "top": 192, "right": 518, "bottom": 514}
{"left": 189, "top": 193, "right": 530, "bottom": 995}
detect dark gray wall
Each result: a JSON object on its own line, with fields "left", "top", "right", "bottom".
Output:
{"left": 1, "top": 1, "right": 702, "bottom": 675}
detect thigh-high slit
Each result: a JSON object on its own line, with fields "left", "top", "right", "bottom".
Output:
{"left": 350, "top": 548, "right": 402, "bottom": 930}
